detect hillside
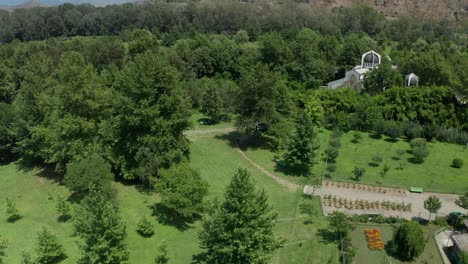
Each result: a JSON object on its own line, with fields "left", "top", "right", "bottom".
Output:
{"left": 1, "top": 0, "right": 467, "bottom": 22}
{"left": 308, "top": 0, "right": 467, "bottom": 22}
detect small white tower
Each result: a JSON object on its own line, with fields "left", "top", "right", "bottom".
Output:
{"left": 404, "top": 73, "right": 419, "bottom": 86}
{"left": 361, "top": 50, "right": 381, "bottom": 69}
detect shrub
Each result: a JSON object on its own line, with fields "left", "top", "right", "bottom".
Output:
{"left": 56, "top": 196, "right": 71, "bottom": 222}
{"left": 403, "top": 122, "right": 423, "bottom": 140}
{"left": 137, "top": 217, "right": 155, "bottom": 237}
{"left": 326, "top": 163, "right": 337, "bottom": 173}
{"left": 409, "top": 138, "right": 429, "bottom": 163}
{"left": 352, "top": 167, "right": 365, "bottom": 181}
{"left": 373, "top": 215, "right": 385, "bottom": 224}
{"left": 5, "top": 198, "right": 21, "bottom": 222}
{"left": 393, "top": 222, "right": 426, "bottom": 260}
{"left": 352, "top": 131, "right": 362, "bottom": 143}
{"left": 325, "top": 146, "right": 339, "bottom": 162}
{"left": 433, "top": 217, "right": 448, "bottom": 226}
{"left": 372, "top": 153, "right": 383, "bottom": 164}
{"left": 385, "top": 121, "right": 401, "bottom": 139}
{"left": 452, "top": 158, "right": 464, "bottom": 168}
{"left": 329, "top": 137, "right": 341, "bottom": 148}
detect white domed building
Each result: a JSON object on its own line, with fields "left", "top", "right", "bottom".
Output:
{"left": 327, "top": 50, "right": 382, "bottom": 90}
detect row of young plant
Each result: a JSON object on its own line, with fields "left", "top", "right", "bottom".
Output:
{"left": 323, "top": 195, "right": 412, "bottom": 212}
{"left": 324, "top": 130, "right": 342, "bottom": 178}
{"left": 324, "top": 181, "right": 407, "bottom": 195}
{"left": 325, "top": 114, "right": 468, "bottom": 146}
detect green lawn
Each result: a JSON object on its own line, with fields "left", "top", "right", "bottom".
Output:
{"left": 351, "top": 223, "right": 443, "bottom": 264}
{"left": 189, "top": 111, "right": 235, "bottom": 131}
{"left": 244, "top": 128, "right": 468, "bottom": 194}
{"left": 334, "top": 131, "right": 468, "bottom": 194}
{"left": 0, "top": 132, "right": 339, "bottom": 263}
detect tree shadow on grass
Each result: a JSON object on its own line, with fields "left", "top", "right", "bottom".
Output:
{"left": 16, "top": 157, "right": 64, "bottom": 184}
{"left": 407, "top": 157, "right": 424, "bottom": 164}
{"left": 368, "top": 162, "right": 379, "bottom": 167}
{"left": 316, "top": 228, "right": 337, "bottom": 244}
{"left": 191, "top": 252, "right": 209, "bottom": 264}
{"left": 151, "top": 203, "right": 199, "bottom": 231}
{"left": 7, "top": 214, "right": 22, "bottom": 223}
{"left": 384, "top": 138, "right": 399, "bottom": 143}
{"left": 369, "top": 133, "right": 383, "bottom": 140}
{"left": 214, "top": 131, "right": 275, "bottom": 152}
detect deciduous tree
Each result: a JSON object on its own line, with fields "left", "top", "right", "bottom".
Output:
{"left": 424, "top": 195, "right": 442, "bottom": 221}
{"left": 393, "top": 222, "right": 426, "bottom": 260}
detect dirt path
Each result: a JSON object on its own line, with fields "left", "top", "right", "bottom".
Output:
{"left": 186, "top": 126, "right": 301, "bottom": 191}
{"left": 184, "top": 127, "right": 236, "bottom": 137}
{"left": 236, "top": 149, "right": 301, "bottom": 191}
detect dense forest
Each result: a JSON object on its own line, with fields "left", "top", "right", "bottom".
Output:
{"left": 1, "top": 0, "right": 467, "bottom": 177}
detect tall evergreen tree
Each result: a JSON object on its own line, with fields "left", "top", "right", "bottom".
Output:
{"left": 113, "top": 51, "right": 191, "bottom": 183}
{"left": 74, "top": 190, "right": 129, "bottom": 264}
{"left": 35, "top": 227, "right": 66, "bottom": 264}
{"left": 284, "top": 112, "right": 320, "bottom": 175}
{"left": 198, "top": 168, "right": 282, "bottom": 264}
{"left": 200, "top": 79, "right": 224, "bottom": 123}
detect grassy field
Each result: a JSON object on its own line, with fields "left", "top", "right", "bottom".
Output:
{"left": 0, "top": 132, "right": 339, "bottom": 263}
{"left": 189, "top": 111, "right": 235, "bottom": 131}
{"left": 244, "top": 128, "right": 468, "bottom": 194}
{"left": 351, "top": 223, "right": 443, "bottom": 264}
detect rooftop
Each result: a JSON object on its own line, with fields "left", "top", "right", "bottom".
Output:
{"left": 452, "top": 233, "right": 468, "bottom": 252}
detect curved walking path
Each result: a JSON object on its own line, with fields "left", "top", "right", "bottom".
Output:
{"left": 184, "top": 127, "right": 236, "bottom": 137}
{"left": 236, "top": 148, "right": 301, "bottom": 191}
{"left": 185, "top": 126, "right": 301, "bottom": 191}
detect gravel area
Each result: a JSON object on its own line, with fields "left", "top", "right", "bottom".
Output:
{"left": 312, "top": 181, "right": 464, "bottom": 219}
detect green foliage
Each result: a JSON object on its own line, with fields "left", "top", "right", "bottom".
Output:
{"left": 64, "top": 153, "right": 113, "bottom": 196}
{"left": 21, "top": 252, "right": 34, "bottom": 264}
{"left": 303, "top": 92, "right": 325, "bottom": 125}
{"left": 128, "top": 29, "right": 159, "bottom": 57}
{"left": 325, "top": 146, "right": 339, "bottom": 162}
{"left": 114, "top": 51, "right": 191, "bottom": 183}
{"left": 329, "top": 211, "right": 354, "bottom": 237}
{"left": 5, "top": 197, "right": 21, "bottom": 222}
{"left": 392, "top": 222, "right": 426, "bottom": 260}
{"left": 352, "top": 131, "right": 362, "bottom": 143}
{"left": 458, "top": 192, "right": 468, "bottom": 209}
{"left": 236, "top": 63, "right": 293, "bottom": 149}
{"left": 284, "top": 113, "right": 320, "bottom": 175}
{"left": 380, "top": 164, "right": 390, "bottom": 178}
{"left": 74, "top": 190, "right": 129, "bottom": 264}
{"left": 352, "top": 167, "right": 365, "bottom": 181}
{"left": 363, "top": 63, "right": 402, "bottom": 94}
{"left": 424, "top": 195, "right": 442, "bottom": 221}
{"left": 137, "top": 217, "right": 155, "bottom": 238}
{"left": 0, "top": 235, "right": 7, "bottom": 263}
{"left": 0, "top": 103, "right": 16, "bottom": 163}
{"left": 55, "top": 196, "right": 71, "bottom": 222}
{"left": 35, "top": 227, "right": 66, "bottom": 264}
{"left": 154, "top": 241, "right": 169, "bottom": 264}
{"left": 200, "top": 79, "right": 224, "bottom": 123}
{"left": 198, "top": 168, "right": 282, "bottom": 263}
{"left": 452, "top": 158, "right": 464, "bottom": 168}
{"left": 433, "top": 217, "right": 448, "bottom": 226}
{"left": 372, "top": 153, "right": 383, "bottom": 165}
{"left": 410, "top": 138, "right": 430, "bottom": 163}
{"left": 156, "top": 163, "right": 208, "bottom": 220}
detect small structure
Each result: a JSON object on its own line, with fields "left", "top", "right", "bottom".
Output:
{"left": 410, "top": 187, "right": 423, "bottom": 193}
{"left": 404, "top": 73, "right": 419, "bottom": 86}
{"left": 327, "top": 50, "right": 382, "bottom": 90}
{"left": 451, "top": 233, "right": 468, "bottom": 259}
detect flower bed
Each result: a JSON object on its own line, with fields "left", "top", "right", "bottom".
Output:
{"left": 365, "top": 229, "right": 384, "bottom": 250}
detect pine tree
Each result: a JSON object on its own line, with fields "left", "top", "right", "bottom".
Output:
{"left": 0, "top": 235, "right": 7, "bottom": 264}
{"left": 74, "top": 190, "right": 129, "bottom": 264}
{"left": 200, "top": 80, "right": 224, "bottom": 123}
{"left": 154, "top": 241, "right": 169, "bottom": 264}
{"left": 56, "top": 195, "right": 71, "bottom": 222}
{"left": 35, "top": 227, "right": 66, "bottom": 264}
{"left": 198, "top": 168, "right": 282, "bottom": 263}
{"left": 284, "top": 113, "right": 320, "bottom": 175}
